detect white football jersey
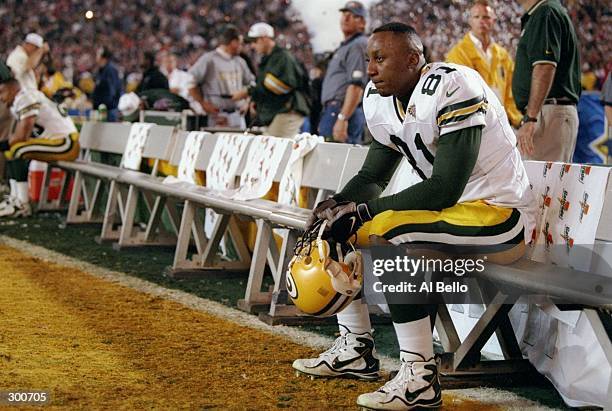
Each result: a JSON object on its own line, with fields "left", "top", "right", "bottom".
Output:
{"left": 363, "top": 62, "right": 536, "bottom": 238}
{"left": 11, "top": 88, "right": 77, "bottom": 138}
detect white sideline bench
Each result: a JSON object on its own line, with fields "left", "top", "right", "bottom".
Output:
{"left": 41, "top": 122, "right": 611, "bottom": 396}
{"left": 97, "top": 124, "right": 178, "bottom": 247}
{"left": 257, "top": 158, "right": 612, "bottom": 390}
{"left": 57, "top": 122, "right": 132, "bottom": 224}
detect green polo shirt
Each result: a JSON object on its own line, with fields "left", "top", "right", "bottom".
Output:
{"left": 512, "top": 0, "right": 581, "bottom": 111}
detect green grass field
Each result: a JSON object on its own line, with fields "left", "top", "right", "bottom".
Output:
{"left": 0, "top": 211, "right": 571, "bottom": 409}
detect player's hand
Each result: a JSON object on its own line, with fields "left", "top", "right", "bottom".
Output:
{"left": 201, "top": 100, "right": 219, "bottom": 115}
{"left": 328, "top": 202, "right": 373, "bottom": 242}
{"left": 332, "top": 119, "right": 348, "bottom": 143}
{"left": 517, "top": 121, "right": 536, "bottom": 157}
{"left": 306, "top": 198, "right": 341, "bottom": 229}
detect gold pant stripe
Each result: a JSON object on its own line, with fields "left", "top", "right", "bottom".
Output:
{"left": 356, "top": 201, "right": 523, "bottom": 246}
{"left": 6, "top": 133, "right": 80, "bottom": 162}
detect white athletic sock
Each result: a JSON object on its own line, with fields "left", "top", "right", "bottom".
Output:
{"left": 394, "top": 317, "right": 434, "bottom": 361}
{"left": 9, "top": 179, "right": 17, "bottom": 198}
{"left": 337, "top": 299, "right": 371, "bottom": 336}
{"left": 15, "top": 182, "right": 30, "bottom": 204}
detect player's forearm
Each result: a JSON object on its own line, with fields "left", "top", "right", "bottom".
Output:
{"left": 188, "top": 86, "right": 205, "bottom": 106}
{"left": 525, "top": 63, "right": 556, "bottom": 117}
{"left": 339, "top": 85, "right": 363, "bottom": 118}
{"left": 26, "top": 48, "right": 45, "bottom": 71}
{"left": 367, "top": 126, "right": 482, "bottom": 214}
{"left": 9, "top": 119, "right": 35, "bottom": 145}
{"left": 335, "top": 139, "right": 402, "bottom": 203}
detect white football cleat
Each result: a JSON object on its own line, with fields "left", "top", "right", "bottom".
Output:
{"left": 0, "top": 196, "right": 32, "bottom": 218}
{"left": 356, "top": 351, "right": 442, "bottom": 410}
{"left": 292, "top": 331, "right": 379, "bottom": 380}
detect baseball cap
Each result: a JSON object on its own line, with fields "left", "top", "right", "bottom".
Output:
{"left": 118, "top": 92, "right": 141, "bottom": 120}
{"left": 339, "top": 1, "right": 367, "bottom": 18}
{"left": 247, "top": 22, "right": 275, "bottom": 40}
{"left": 0, "top": 60, "right": 14, "bottom": 84}
{"left": 24, "top": 33, "right": 44, "bottom": 48}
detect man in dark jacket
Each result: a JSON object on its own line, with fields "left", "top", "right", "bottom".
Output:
{"left": 232, "top": 22, "right": 310, "bottom": 137}
{"left": 137, "top": 51, "right": 168, "bottom": 93}
{"left": 93, "top": 47, "right": 122, "bottom": 121}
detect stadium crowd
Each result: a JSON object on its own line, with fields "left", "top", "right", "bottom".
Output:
{"left": 0, "top": 0, "right": 313, "bottom": 90}
{"left": 1, "top": 0, "right": 609, "bottom": 93}
{"left": 370, "top": 0, "right": 610, "bottom": 84}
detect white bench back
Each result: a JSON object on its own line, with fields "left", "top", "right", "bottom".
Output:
{"left": 79, "top": 122, "right": 132, "bottom": 154}
{"left": 337, "top": 146, "right": 369, "bottom": 191}
{"left": 301, "top": 142, "right": 352, "bottom": 191}
{"left": 142, "top": 125, "right": 177, "bottom": 161}
{"left": 596, "top": 171, "right": 612, "bottom": 242}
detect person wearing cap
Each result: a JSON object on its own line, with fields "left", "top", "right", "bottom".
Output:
{"left": 0, "top": 60, "right": 79, "bottom": 218}
{"left": 231, "top": 22, "right": 310, "bottom": 137}
{"left": 188, "top": 24, "right": 255, "bottom": 128}
{"left": 6, "top": 33, "right": 49, "bottom": 91}
{"left": 513, "top": 0, "right": 581, "bottom": 161}
{"left": 318, "top": 1, "right": 368, "bottom": 144}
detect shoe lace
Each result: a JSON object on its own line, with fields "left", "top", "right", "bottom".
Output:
{"left": 380, "top": 361, "right": 416, "bottom": 393}
{"left": 321, "top": 334, "right": 348, "bottom": 357}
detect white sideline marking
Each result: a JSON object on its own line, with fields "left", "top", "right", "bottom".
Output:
{"left": 0, "top": 235, "right": 553, "bottom": 409}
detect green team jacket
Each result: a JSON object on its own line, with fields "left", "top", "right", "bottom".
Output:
{"left": 248, "top": 45, "right": 310, "bottom": 125}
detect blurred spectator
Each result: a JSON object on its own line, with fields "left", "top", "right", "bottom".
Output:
{"left": 93, "top": 47, "right": 122, "bottom": 121}
{"left": 78, "top": 72, "right": 96, "bottom": 95}
{"left": 232, "top": 23, "right": 310, "bottom": 137}
{"left": 369, "top": 0, "right": 609, "bottom": 84}
{"left": 136, "top": 51, "right": 168, "bottom": 93}
{"left": 42, "top": 62, "right": 69, "bottom": 98}
{"left": 162, "top": 53, "right": 204, "bottom": 115}
{"left": 603, "top": 74, "right": 612, "bottom": 162}
{"left": 118, "top": 90, "right": 190, "bottom": 122}
{"left": 188, "top": 24, "right": 254, "bottom": 127}
{"left": 0, "top": 0, "right": 606, "bottom": 111}
{"left": 514, "top": 0, "right": 581, "bottom": 162}
{"left": 319, "top": 1, "right": 368, "bottom": 144}
{"left": 446, "top": 0, "right": 522, "bottom": 127}
{"left": 308, "top": 55, "right": 330, "bottom": 134}
{"left": 6, "top": 33, "right": 48, "bottom": 91}
{"left": 581, "top": 62, "right": 598, "bottom": 91}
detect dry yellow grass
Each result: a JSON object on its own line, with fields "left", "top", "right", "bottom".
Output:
{"left": 0, "top": 244, "right": 499, "bottom": 410}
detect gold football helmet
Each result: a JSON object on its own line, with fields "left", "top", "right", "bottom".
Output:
{"left": 286, "top": 220, "right": 362, "bottom": 317}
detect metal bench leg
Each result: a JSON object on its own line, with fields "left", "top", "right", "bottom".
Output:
{"left": 164, "top": 198, "right": 182, "bottom": 235}
{"left": 66, "top": 171, "right": 82, "bottom": 223}
{"left": 37, "top": 164, "right": 52, "bottom": 211}
{"left": 53, "top": 169, "right": 69, "bottom": 209}
{"left": 229, "top": 217, "right": 252, "bottom": 268}
{"left": 435, "top": 304, "right": 461, "bottom": 353}
{"left": 114, "top": 185, "right": 140, "bottom": 249}
{"left": 200, "top": 213, "right": 231, "bottom": 267}
{"left": 172, "top": 200, "right": 197, "bottom": 270}
{"left": 583, "top": 309, "right": 612, "bottom": 406}
{"left": 97, "top": 180, "right": 122, "bottom": 242}
{"left": 84, "top": 179, "right": 104, "bottom": 223}
{"left": 453, "top": 292, "right": 516, "bottom": 370}
{"left": 241, "top": 219, "right": 273, "bottom": 309}
{"left": 267, "top": 229, "right": 299, "bottom": 318}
